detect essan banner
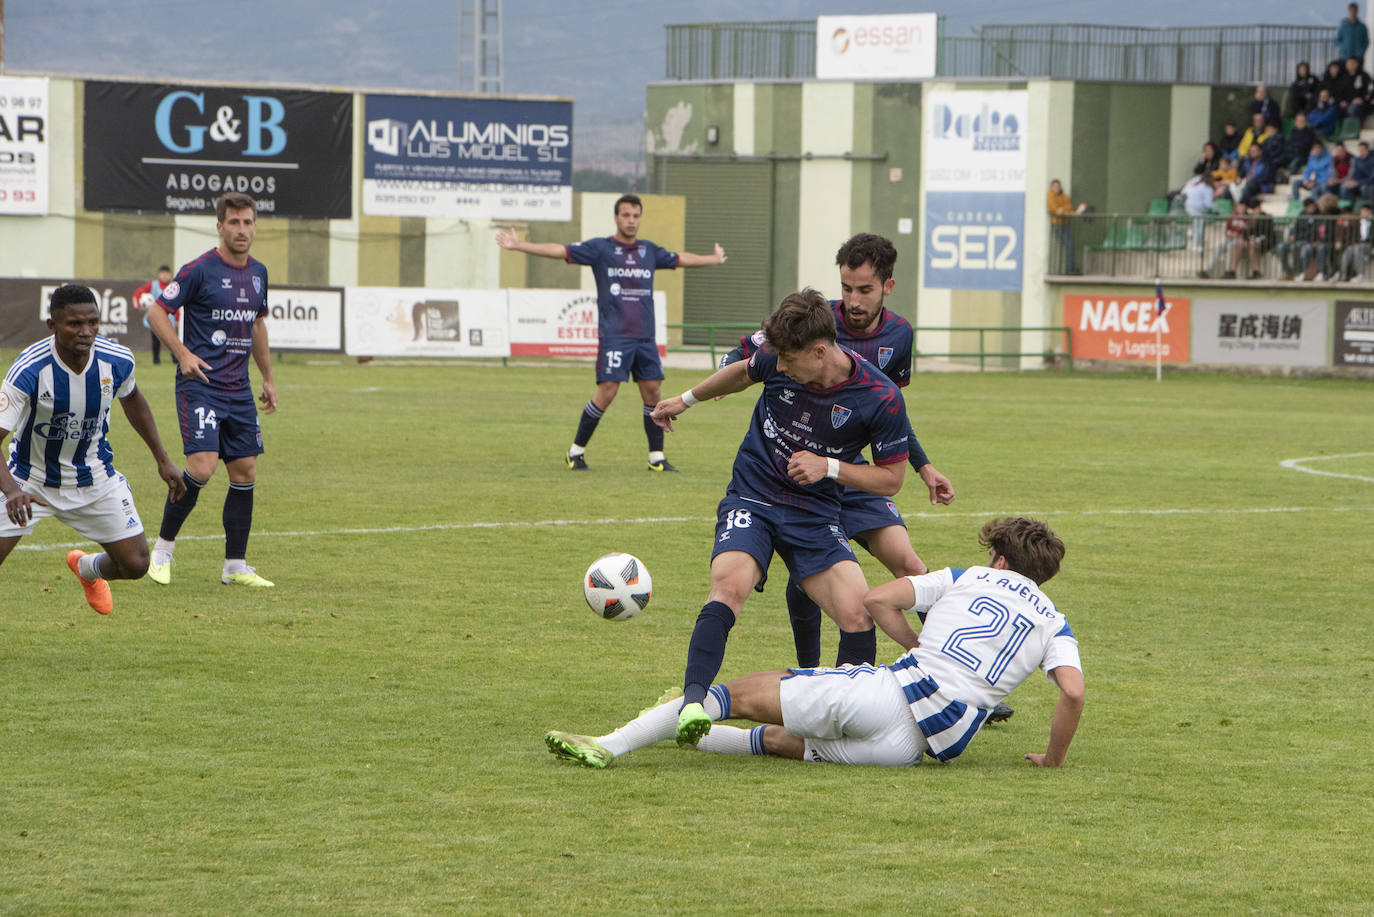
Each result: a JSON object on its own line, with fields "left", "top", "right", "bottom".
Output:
{"left": 816, "top": 13, "right": 938, "bottom": 80}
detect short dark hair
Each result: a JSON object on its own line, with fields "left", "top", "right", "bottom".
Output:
{"left": 216, "top": 192, "right": 257, "bottom": 222}
{"left": 157, "top": 264, "right": 172, "bottom": 273}
{"left": 979, "top": 517, "right": 1065, "bottom": 585}
{"left": 614, "top": 193, "right": 642, "bottom": 216}
{"left": 835, "top": 233, "right": 898, "bottom": 282}
{"left": 762, "top": 288, "right": 836, "bottom": 354}
{"left": 48, "top": 283, "right": 97, "bottom": 315}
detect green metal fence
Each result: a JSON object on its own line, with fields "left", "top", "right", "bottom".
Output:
{"left": 668, "top": 323, "right": 1073, "bottom": 371}
{"left": 665, "top": 20, "right": 1332, "bottom": 86}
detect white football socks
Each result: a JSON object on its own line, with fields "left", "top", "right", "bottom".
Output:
{"left": 598, "top": 690, "right": 727, "bottom": 758}
{"left": 697, "top": 724, "right": 767, "bottom": 756}
{"left": 152, "top": 537, "right": 175, "bottom": 564}
{"left": 77, "top": 552, "right": 107, "bottom": 581}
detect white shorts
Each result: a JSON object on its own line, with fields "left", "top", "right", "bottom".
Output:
{"left": 778, "top": 664, "right": 928, "bottom": 767}
{"left": 0, "top": 474, "right": 144, "bottom": 544}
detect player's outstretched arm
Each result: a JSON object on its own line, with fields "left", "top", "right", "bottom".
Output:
{"left": 650, "top": 359, "right": 753, "bottom": 431}
{"left": 252, "top": 315, "right": 277, "bottom": 414}
{"left": 1025, "top": 665, "right": 1085, "bottom": 768}
{"left": 675, "top": 243, "right": 727, "bottom": 268}
{"left": 862, "top": 577, "right": 922, "bottom": 651}
{"left": 147, "top": 306, "right": 210, "bottom": 383}
{"left": 495, "top": 228, "right": 568, "bottom": 260}
{"left": 117, "top": 388, "right": 186, "bottom": 501}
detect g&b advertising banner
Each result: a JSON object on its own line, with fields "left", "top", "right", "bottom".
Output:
{"left": 362, "top": 94, "right": 573, "bottom": 221}
{"left": 83, "top": 80, "right": 352, "bottom": 218}
{"left": 0, "top": 76, "right": 50, "bottom": 215}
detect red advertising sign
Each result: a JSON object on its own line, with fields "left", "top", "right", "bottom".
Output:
{"left": 1063, "top": 293, "right": 1191, "bottom": 363}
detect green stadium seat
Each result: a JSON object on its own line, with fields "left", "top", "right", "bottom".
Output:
{"left": 1336, "top": 116, "right": 1362, "bottom": 141}
{"left": 1283, "top": 117, "right": 1294, "bottom": 139}
{"left": 1286, "top": 199, "right": 1303, "bottom": 216}
{"left": 1147, "top": 198, "right": 1168, "bottom": 215}
{"left": 1216, "top": 199, "right": 1233, "bottom": 216}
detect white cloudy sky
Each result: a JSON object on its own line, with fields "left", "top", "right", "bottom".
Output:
{"left": 2, "top": 0, "right": 1340, "bottom": 167}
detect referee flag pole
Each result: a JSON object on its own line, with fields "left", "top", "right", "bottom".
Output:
{"left": 1153, "top": 278, "right": 1168, "bottom": 383}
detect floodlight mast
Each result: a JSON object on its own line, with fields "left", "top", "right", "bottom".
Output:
{"left": 459, "top": 0, "right": 503, "bottom": 93}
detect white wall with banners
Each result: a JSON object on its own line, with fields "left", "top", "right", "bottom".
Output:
{"left": 921, "top": 90, "right": 1028, "bottom": 293}
{"left": 507, "top": 290, "right": 666, "bottom": 358}
{"left": 1190, "top": 299, "right": 1329, "bottom": 367}
{"left": 0, "top": 76, "right": 50, "bottom": 215}
{"left": 815, "top": 14, "right": 937, "bottom": 80}
{"left": 267, "top": 287, "right": 343, "bottom": 351}
{"left": 344, "top": 287, "right": 510, "bottom": 358}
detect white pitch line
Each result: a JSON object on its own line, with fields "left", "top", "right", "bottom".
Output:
{"left": 1279, "top": 452, "right": 1374, "bottom": 484}
{"left": 12, "top": 506, "right": 1372, "bottom": 553}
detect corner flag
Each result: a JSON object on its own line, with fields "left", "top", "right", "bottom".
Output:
{"left": 1153, "top": 278, "right": 1167, "bottom": 382}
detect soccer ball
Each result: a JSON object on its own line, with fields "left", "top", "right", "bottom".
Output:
{"left": 583, "top": 552, "right": 652, "bottom": 621}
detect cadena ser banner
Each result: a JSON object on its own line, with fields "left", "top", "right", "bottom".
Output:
{"left": 0, "top": 76, "right": 50, "bottom": 215}
{"left": 82, "top": 80, "right": 352, "bottom": 219}
{"left": 362, "top": 93, "right": 573, "bottom": 221}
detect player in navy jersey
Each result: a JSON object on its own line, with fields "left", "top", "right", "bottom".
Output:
{"left": 145, "top": 191, "right": 278, "bottom": 588}
{"left": 496, "top": 193, "right": 726, "bottom": 472}
{"left": 649, "top": 288, "right": 912, "bottom": 746}
{"left": 545, "top": 517, "right": 1083, "bottom": 769}
{"left": 0, "top": 285, "right": 185, "bottom": 615}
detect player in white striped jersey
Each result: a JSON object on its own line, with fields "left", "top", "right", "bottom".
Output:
{"left": 545, "top": 517, "right": 1083, "bottom": 768}
{"left": 0, "top": 285, "right": 185, "bottom": 615}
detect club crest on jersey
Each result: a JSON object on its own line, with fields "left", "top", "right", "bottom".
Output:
{"left": 831, "top": 404, "right": 853, "bottom": 428}
{"left": 877, "top": 346, "right": 893, "bottom": 368}
{"left": 252, "top": 276, "right": 262, "bottom": 295}
{"left": 163, "top": 281, "right": 180, "bottom": 300}
{"left": 637, "top": 246, "right": 646, "bottom": 258}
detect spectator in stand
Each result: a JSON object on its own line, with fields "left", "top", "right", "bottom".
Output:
{"left": 1284, "top": 112, "right": 1318, "bottom": 174}
{"left": 1250, "top": 84, "right": 1281, "bottom": 127}
{"left": 1327, "top": 142, "right": 1353, "bottom": 197}
{"left": 1276, "top": 198, "right": 1320, "bottom": 280}
{"left": 1212, "top": 155, "right": 1239, "bottom": 188}
{"left": 1239, "top": 142, "right": 1274, "bottom": 200}
{"left": 1243, "top": 200, "right": 1276, "bottom": 279}
{"left": 1047, "top": 179, "right": 1085, "bottom": 274}
{"left": 1300, "top": 192, "right": 1343, "bottom": 281}
{"left": 1337, "top": 3, "right": 1370, "bottom": 65}
{"left": 1200, "top": 199, "right": 1255, "bottom": 279}
{"left": 1193, "top": 141, "right": 1222, "bottom": 176}
{"left": 1237, "top": 112, "right": 1269, "bottom": 159}
{"left": 1288, "top": 62, "right": 1320, "bottom": 117}
{"left": 1218, "top": 121, "right": 1242, "bottom": 159}
{"left": 1292, "top": 140, "right": 1335, "bottom": 201}
{"left": 1343, "top": 56, "right": 1374, "bottom": 120}
{"left": 1342, "top": 140, "right": 1374, "bottom": 201}
{"left": 1259, "top": 122, "right": 1286, "bottom": 174}
{"left": 1309, "top": 88, "right": 1341, "bottom": 137}
{"left": 1338, "top": 201, "right": 1374, "bottom": 280}
{"left": 1182, "top": 173, "right": 1216, "bottom": 252}
{"left": 1323, "top": 60, "right": 1352, "bottom": 118}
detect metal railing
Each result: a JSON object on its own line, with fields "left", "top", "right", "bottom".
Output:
{"left": 1048, "top": 211, "right": 1374, "bottom": 282}
{"left": 665, "top": 20, "right": 1332, "bottom": 86}
{"left": 669, "top": 323, "right": 1072, "bottom": 370}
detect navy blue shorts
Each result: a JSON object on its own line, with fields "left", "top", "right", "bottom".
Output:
{"left": 596, "top": 339, "right": 664, "bottom": 383}
{"left": 711, "top": 495, "right": 856, "bottom": 592}
{"left": 176, "top": 384, "right": 263, "bottom": 459}
{"left": 839, "top": 489, "right": 906, "bottom": 542}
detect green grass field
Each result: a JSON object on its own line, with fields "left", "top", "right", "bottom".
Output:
{"left": 2, "top": 354, "right": 1372, "bottom": 915}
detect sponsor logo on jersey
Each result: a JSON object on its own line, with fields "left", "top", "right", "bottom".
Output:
{"left": 39, "top": 388, "right": 53, "bottom": 403}
{"left": 221, "top": 278, "right": 233, "bottom": 288}
{"left": 779, "top": 388, "right": 796, "bottom": 405}
{"left": 606, "top": 266, "right": 652, "bottom": 279}
{"left": 211, "top": 308, "right": 260, "bottom": 322}
{"left": 831, "top": 404, "right": 853, "bottom": 428}
{"left": 878, "top": 346, "right": 893, "bottom": 368}
{"left": 212, "top": 330, "right": 228, "bottom": 346}
{"left": 34, "top": 412, "right": 102, "bottom": 441}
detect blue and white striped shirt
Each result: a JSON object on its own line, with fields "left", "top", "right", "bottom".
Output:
{"left": 0, "top": 336, "right": 137, "bottom": 493}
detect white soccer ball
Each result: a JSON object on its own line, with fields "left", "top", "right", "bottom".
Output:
{"left": 583, "top": 552, "right": 652, "bottom": 621}
{"left": 138, "top": 292, "right": 155, "bottom": 310}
